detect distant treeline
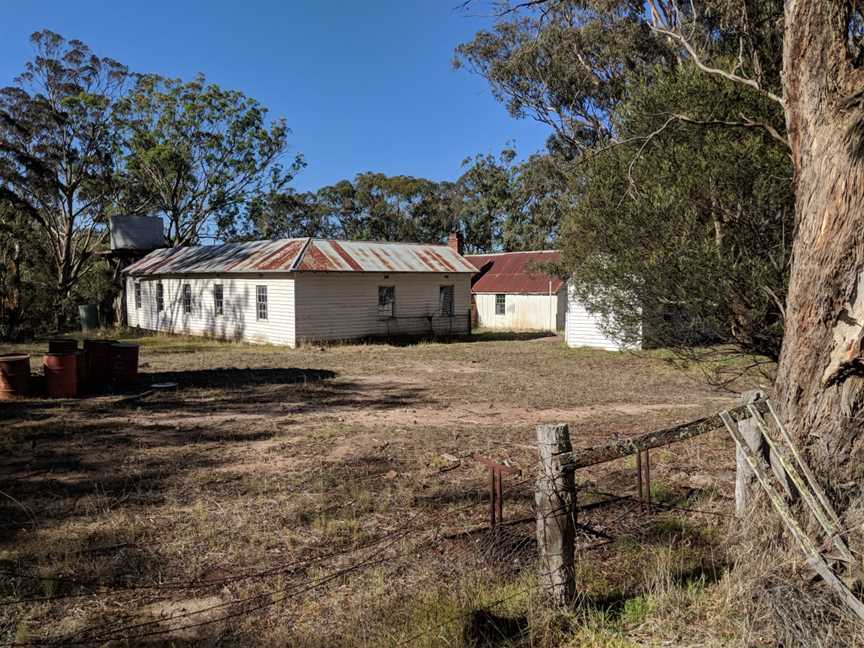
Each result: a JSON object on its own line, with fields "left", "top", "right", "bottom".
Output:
{"left": 223, "top": 151, "right": 562, "bottom": 254}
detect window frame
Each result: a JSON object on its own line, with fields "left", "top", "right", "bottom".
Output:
{"left": 495, "top": 293, "right": 506, "bottom": 316}
{"left": 134, "top": 282, "right": 141, "bottom": 310}
{"left": 213, "top": 284, "right": 224, "bottom": 317}
{"left": 182, "top": 284, "right": 192, "bottom": 314}
{"left": 377, "top": 285, "right": 395, "bottom": 319}
{"left": 439, "top": 285, "right": 454, "bottom": 317}
{"left": 156, "top": 282, "right": 164, "bottom": 313}
{"left": 256, "top": 285, "right": 268, "bottom": 321}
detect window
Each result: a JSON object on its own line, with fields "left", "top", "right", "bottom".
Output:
{"left": 182, "top": 284, "right": 192, "bottom": 314}
{"left": 134, "top": 282, "right": 141, "bottom": 310}
{"left": 213, "top": 284, "right": 224, "bottom": 317}
{"left": 378, "top": 286, "right": 395, "bottom": 318}
{"left": 156, "top": 283, "right": 164, "bottom": 313}
{"left": 495, "top": 294, "right": 506, "bottom": 315}
{"left": 439, "top": 285, "right": 454, "bottom": 317}
{"left": 256, "top": 285, "right": 268, "bottom": 321}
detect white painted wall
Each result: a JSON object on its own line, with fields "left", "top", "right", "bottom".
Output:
{"left": 126, "top": 274, "right": 296, "bottom": 346}
{"left": 294, "top": 272, "right": 472, "bottom": 342}
{"left": 473, "top": 289, "right": 565, "bottom": 331}
{"left": 126, "top": 271, "right": 472, "bottom": 346}
{"left": 564, "top": 282, "right": 640, "bottom": 351}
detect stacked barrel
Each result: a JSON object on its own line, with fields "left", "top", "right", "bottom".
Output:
{"left": 0, "top": 354, "right": 30, "bottom": 400}
{"left": 0, "top": 338, "right": 140, "bottom": 399}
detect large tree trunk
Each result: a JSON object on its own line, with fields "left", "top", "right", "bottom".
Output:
{"left": 776, "top": 1, "right": 864, "bottom": 523}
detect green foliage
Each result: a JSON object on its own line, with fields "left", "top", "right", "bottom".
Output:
{"left": 0, "top": 31, "right": 303, "bottom": 338}
{"left": 456, "top": 1, "right": 791, "bottom": 366}
{"left": 0, "top": 30, "right": 128, "bottom": 332}
{"left": 228, "top": 149, "right": 564, "bottom": 253}
{"left": 116, "top": 73, "right": 304, "bottom": 246}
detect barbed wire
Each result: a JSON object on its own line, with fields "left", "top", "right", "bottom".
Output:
{"left": 0, "top": 463, "right": 497, "bottom": 606}
{"left": 53, "top": 496, "right": 503, "bottom": 646}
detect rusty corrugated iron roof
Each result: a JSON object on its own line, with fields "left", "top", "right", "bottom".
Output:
{"left": 124, "top": 238, "right": 476, "bottom": 276}
{"left": 465, "top": 250, "right": 564, "bottom": 294}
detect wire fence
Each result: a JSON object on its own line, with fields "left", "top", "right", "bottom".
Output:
{"left": 2, "top": 414, "right": 747, "bottom": 647}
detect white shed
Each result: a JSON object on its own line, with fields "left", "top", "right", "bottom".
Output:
{"left": 563, "top": 282, "right": 636, "bottom": 351}
{"left": 466, "top": 251, "right": 567, "bottom": 332}
{"left": 123, "top": 238, "right": 475, "bottom": 347}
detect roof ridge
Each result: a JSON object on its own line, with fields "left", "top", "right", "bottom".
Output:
{"left": 291, "top": 237, "right": 314, "bottom": 272}
{"left": 313, "top": 237, "right": 455, "bottom": 249}
{"left": 464, "top": 249, "right": 559, "bottom": 257}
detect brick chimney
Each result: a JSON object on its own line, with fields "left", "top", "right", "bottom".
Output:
{"left": 447, "top": 231, "right": 464, "bottom": 256}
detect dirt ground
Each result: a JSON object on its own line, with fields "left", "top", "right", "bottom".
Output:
{"left": 0, "top": 331, "right": 762, "bottom": 646}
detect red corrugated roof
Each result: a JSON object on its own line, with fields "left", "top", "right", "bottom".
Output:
{"left": 465, "top": 250, "right": 564, "bottom": 294}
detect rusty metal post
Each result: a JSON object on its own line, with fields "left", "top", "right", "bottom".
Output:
{"left": 636, "top": 449, "right": 644, "bottom": 511}
{"left": 473, "top": 454, "right": 521, "bottom": 531}
{"left": 496, "top": 472, "right": 503, "bottom": 524}
{"left": 490, "top": 469, "right": 497, "bottom": 528}
{"left": 644, "top": 449, "right": 651, "bottom": 512}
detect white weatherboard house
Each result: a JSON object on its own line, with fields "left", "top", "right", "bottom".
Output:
{"left": 466, "top": 250, "right": 637, "bottom": 350}
{"left": 124, "top": 237, "right": 475, "bottom": 347}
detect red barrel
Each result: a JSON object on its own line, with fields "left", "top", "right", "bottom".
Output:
{"left": 83, "top": 339, "right": 115, "bottom": 391}
{"left": 48, "top": 338, "right": 78, "bottom": 354}
{"left": 110, "top": 343, "right": 139, "bottom": 388}
{"left": 0, "top": 354, "right": 30, "bottom": 400}
{"left": 43, "top": 353, "right": 77, "bottom": 398}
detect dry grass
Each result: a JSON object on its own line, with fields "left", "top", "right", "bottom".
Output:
{"left": 0, "top": 329, "right": 783, "bottom": 646}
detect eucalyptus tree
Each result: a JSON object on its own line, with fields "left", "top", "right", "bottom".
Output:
{"left": 116, "top": 73, "right": 304, "bottom": 246}
{"left": 453, "top": 149, "right": 518, "bottom": 253}
{"left": 456, "top": 1, "right": 791, "bottom": 365}
{"left": 0, "top": 30, "right": 129, "bottom": 329}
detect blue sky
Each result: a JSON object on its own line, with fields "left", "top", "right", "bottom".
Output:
{"left": 0, "top": 0, "right": 550, "bottom": 192}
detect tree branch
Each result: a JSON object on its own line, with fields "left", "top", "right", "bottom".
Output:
{"left": 649, "top": 21, "right": 784, "bottom": 107}
{"left": 668, "top": 113, "right": 790, "bottom": 149}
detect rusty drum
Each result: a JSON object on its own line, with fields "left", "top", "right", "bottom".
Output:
{"left": 0, "top": 354, "right": 30, "bottom": 400}
{"left": 43, "top": 353, "right": 77, "bottom": 398}
{"left": 110, "top": 343, "right": 139, "bottom": 388}
{"left": 48, "top": 338, "right": 78, "bottom": 354}
{"left": 76, "top": 350, "right": 88, "bottom": 393}
{"left": 83, "top": 339, "right": 115, "bottom": 390}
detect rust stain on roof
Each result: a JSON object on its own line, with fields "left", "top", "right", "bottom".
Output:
{"left": 425, "top": 249, "right": 457, "bottom": 273}
{"left": 370, "top": 248, "right": 395, "bottom": 271}
{"left": 295, "top": 244, "right": 336, "bottom": 271}
{"left": 328, "top": 241, "right": 363, "bottom": 271}
{"left": 253, "top": 240, "right": 306, "bottom": 271}
{"left": 466, "top": 250, "right": 564, "bottom": 294}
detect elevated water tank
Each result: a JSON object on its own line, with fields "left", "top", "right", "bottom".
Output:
{"left": 109, "top": 215, "right": 165, "bottom": 251}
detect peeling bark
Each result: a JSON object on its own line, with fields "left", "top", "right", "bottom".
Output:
{"left": 776, "top": 1, "right": 864, "bottom": 513}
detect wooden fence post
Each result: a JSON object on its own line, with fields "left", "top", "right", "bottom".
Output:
{"left": 535, "top": 423, "right": 576, "bottom": 606}
{"left": 735, "top": 390, "right": 765, "bottom": 517}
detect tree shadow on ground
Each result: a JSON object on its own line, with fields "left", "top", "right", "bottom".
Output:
{"left": 143, "top": 366, "right": 336, "bottom": 389}
{"left": 463, "top": 608, "right": 529, "bottom": 647}
{"left": 0, "top": 364, "right": 435, "bottom": 554}
{"left": 311, "top": 330, "right": 558, "bottom": 349}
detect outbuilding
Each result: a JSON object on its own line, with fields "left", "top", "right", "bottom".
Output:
{"left": 466, "top": 250, "right": 635, "bottom": 350}
{"left": 466, "top": 250, "right": 566, "bottom": 332}
{"left": 124, "top": 237, "right": 475, "bottom": 347}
